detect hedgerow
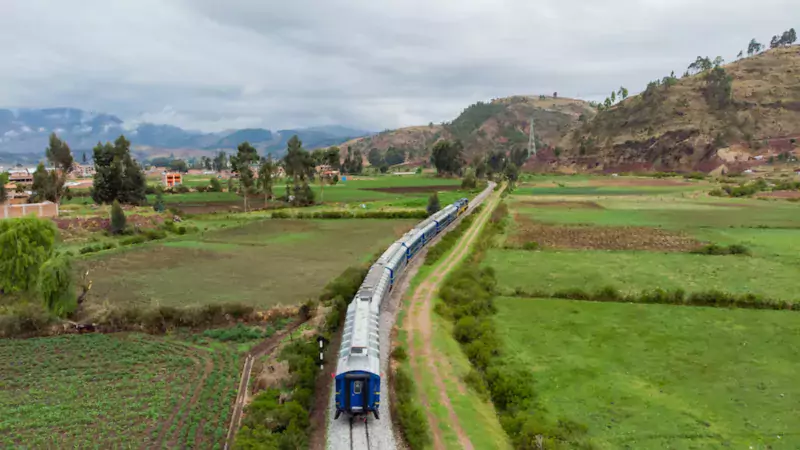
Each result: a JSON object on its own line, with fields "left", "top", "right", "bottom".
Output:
{"left": 391, "top": 357, "right": 431, "bottom": 449}
{"left": 424, "top": 214, "right": 476, "bottom": 265}
{"left": 508, "top": 286, "right": 799, "bottom": 311}
{"left": 436, "top": 200, "right": 596, "bottom": 449}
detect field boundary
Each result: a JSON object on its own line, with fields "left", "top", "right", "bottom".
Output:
{"left": 403, "top": 183, "right": 503, "bottom": 449}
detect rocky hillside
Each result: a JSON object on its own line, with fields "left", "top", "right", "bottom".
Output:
{"left": 559, "top": 46, "right": 800, "bottom": 172}
{"left": 339, "top": 96, "right": 594, "bottom": 164}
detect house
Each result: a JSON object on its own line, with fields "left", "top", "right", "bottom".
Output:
{"left": 162, "top": 172, "right": 182, "bottom": 187}
{"left": 8, "top": 168, "right": 34, "bottom": 185}
{"left": 314, "top": 164, "right": 339, "bottom": 177}
{"left": 70, "top": 163, "right": 95, "bottom": 178}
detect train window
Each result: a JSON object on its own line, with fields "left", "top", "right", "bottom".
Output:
{"left": 353, "top": 381, "right": 362, "bottom": 394}
{"left": 351, "top": 347, "right": 365, "bottom": 354}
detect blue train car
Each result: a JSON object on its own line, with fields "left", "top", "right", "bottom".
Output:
{"left": 334, "top": 298, "right": 382, "bottom": 420}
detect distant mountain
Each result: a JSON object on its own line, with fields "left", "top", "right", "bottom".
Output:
{"left": 0, "top": 107, "right": 373, "bottom": 163}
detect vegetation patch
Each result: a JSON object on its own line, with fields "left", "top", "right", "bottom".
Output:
{"left": 494, "top": 297, "right": 800, "bottom": 449}
{"left": 510, "top": 214, "right": 700, "bottom": 251}
{"left": 0, "top": 333, "right": 240, "bottom": 448}
{"left": 424, "top": 213, "right": 476, "bottom": 265}
{"left": 391, "top": 351, "right": 432, "bottom": 449}
{"left": 520, "top": 200, "right": 604, "bottom": 209}
{"left": 690, "top": 243, "right": 751, "bottom": 255}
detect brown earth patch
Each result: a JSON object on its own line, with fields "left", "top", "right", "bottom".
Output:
{"left": 52, "top": 214, "right": 164, "bottom": 232}
{"left": 756, "top": 190, "right": 800, "bottom": 199}
{"left": 520, "top": 200, "right": 604, "bottom": 209}
{"left": 513, "top": 214, "right": 700, "bottom": 251}
{"left": 364, "top": 185, "right": 460, "bottom": 194}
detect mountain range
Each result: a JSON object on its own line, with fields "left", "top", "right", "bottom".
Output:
{"left": 0, "top": 108, "right": 372, "bottom": 164}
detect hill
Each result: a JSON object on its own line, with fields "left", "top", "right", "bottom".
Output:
{"left": 0, "top": 107, "right": 372, "bottom": 164}
{"left": 339, "top": 96, "right": 595, "bottom": 164}
{"left": 559, "top": 46, "right": 800, "bottom": 172}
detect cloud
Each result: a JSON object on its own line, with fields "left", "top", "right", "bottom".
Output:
{"left": 0, "top": 0, "right": 797, "bottom": 132}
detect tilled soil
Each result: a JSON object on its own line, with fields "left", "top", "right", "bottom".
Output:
{"left": 512, "top": 214, "right": 701, "bottom": 251}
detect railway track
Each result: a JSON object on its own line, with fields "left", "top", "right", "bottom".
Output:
{"left": 325, "top": 182, "right": 497, "bottom": 450}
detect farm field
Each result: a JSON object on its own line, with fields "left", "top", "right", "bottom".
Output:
{"left": 0, "top": 333, "right": 243, "bottom": 448}
{"left": 489, "top": 176, "right": 800, "bottom": 303}
{"left": 494, "top": 297, "right": 800, "bottom": 449}
{"left": 79, "top": 219, "right": 416, "bottom": 309}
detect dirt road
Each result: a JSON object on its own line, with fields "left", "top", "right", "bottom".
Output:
{"left": 404, "top": 184, "right": 502, "bottom": 450}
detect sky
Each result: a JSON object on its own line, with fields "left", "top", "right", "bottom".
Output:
{"left": 0, "top": 0, "right": 797, "bottom": 132}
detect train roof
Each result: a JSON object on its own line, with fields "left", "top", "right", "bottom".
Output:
{"left": 336, "top": 299, "right": 380, "bottom": 376}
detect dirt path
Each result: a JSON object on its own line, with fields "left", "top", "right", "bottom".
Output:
{"left": 405, "top": 185, "right": 502, "bottom": 450}
{"left": 224, "top": 319, "right": 306, "bottom": 450}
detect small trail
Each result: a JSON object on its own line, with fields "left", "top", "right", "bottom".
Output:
{"left": 405, "top": 184, "right": 501, "bottom": 450}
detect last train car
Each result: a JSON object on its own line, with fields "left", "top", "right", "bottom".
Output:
{"left": 334, "top": 298, "right": 381, "bottom": 420}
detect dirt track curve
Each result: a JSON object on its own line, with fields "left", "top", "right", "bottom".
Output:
{"left": 405, "top": 183, "right": 502, "bottom": 450}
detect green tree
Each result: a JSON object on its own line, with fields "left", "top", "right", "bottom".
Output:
{"left": 258, "top": 156, "right": 275, "bottom": 207}
{"left": 0, "top": 217, "right": 57, "bottom": 293}
{"left": 231, "top": 142, "right": 259, "bottom": 212}
{"left": 31, "top": 163, "right": 57, "bottom": 203}
{"left": 426, "top": 193, "right": 441, "bottom": 216}
{"left": 0, "top": 177, "right": 6, "bottom": 205}
{"left": 461, "top": 168, "right": 478, "bottom": 189}
{"left": 213, "top": 151, "right": 228, "bottom": 172}
{"left": 283, "top": 136, "right": 316, "bottom": 206}
{"left": 747, "top": 38, "right": 763, "bottom": 56}
{"left": 610, "top": 91, "right": 616, "bottom": 103}
{"left": 619, "top": 87, "right": 629, "bottom": 100}
{"left": 82, "top": 151, "right": 87, "bottom": 164}
{"left": 325, "top": 146, "right": 341, "bottom": 168}
{"left": 604, "top": 97, "right": 612, "bottom": 109}
{"left": 430, "top": 140, "right": 464, "bottom": 176}
{"left": 45, "top": 133, "right": 74, "bottom": 203}
{"left": 153, "top": 187, "right": 165, "bottom": 212}
{"left": 367, "top": 147, "right": 383, "bottom": 166}
{"left": 384, "top": 147, "right": 406, "bottom": 166}
{"left": 169, "top": 159, "right": 188, "bottom": 172}
{"left": 91, "top": 135, "right": 146, "bottom": 205}
{"left": 341, "top": 148, "right": 364, "bottom": 174}
{"left": 209, "top": 177, "right": 222, "bottom": 192}
{"left": 704, "top": 66, "right": 733, "bottom": 109}
{"left": 110, "top": 200, "right": 126, "bottom": 234}
{"left": 37, "top": 252, "right": 75, "bottom": 317}
{"left": 504, "top": 162, "right": 520, "bottom": 186}
{"left": 509, "top": 147, "right": 528, "bottom": 167}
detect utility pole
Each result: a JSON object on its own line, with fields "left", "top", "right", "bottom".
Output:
{"left": 527, "top": 115, "right": 537, "bottom": 157}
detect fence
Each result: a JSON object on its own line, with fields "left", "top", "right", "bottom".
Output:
{"left": 1, "top": 201, "right": 59, "bottom": 219}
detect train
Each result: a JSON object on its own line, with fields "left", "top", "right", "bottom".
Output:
{"left": 333, "top": 197, "right": 471, "bottom": 420}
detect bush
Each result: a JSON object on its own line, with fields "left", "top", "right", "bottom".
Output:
{"left": 120, "top": 235, "right": 147, "bottom": 246}
{"left": 203, "top": 324, "right": 265, "bottom": 342}
{"left": 425, "top": 215, "right": 474, "bottom": 265}
{"left": 209, "top": 177, "right": 223, "bottom": 192}
{"left": 393, "top": 365, "right": 431, "bottom": 449}
{"left": 110, "top": 200, "right": 126, "bottom": 235}
{"left": 691, "top": 243, "right": 751, "bottom": 255}
{"left": 522, "top": 241, "right": 540, "bottom": 251}
{"left": 270, "top": 210, "right": 292, "bottom": 219}
{"left": 174, "top": 184, "right": 190, "bottom": 194}
{"left": 391, "top": 346, "right": 408, "bottom": 361}
{"left": 426, "top": 193, "right": 440, "bottom": 216}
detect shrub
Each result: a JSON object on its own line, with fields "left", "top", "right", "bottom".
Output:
{"left": 110, "top": 200, "right": 126, "bottom": 235}
{"left": 270, "top": 210, "right": 292, "bottom": 219}
{"left": 393, "top": 365, "right": 431, "bottom": 449}
{"left": 426, "top": 193, "right": 440, "bottom": 216}
{"left": 691, "top": 243, "right": 751, "bottom": 256}
{"left": 120, "top": 235, "right": 147, "bottom": 246}
{"left": 209, "top": 177, "right": 223, "bottom": 192}
{"left": 174, "top": 184, "right": 190, "bottom": 193}
{"left": 391, "top": 346, "right": 408, "bottom": 361}
{"left": 522, "top": 241, "right": 540, "bottom": 251}
{"left": 203, "top": 324, "right": 265, "bottom": 342}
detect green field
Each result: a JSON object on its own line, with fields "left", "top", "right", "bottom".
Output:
{"left": 495, "top": 297, "right": 800, "bottom": 449}
{"left": 486, "top": 249, "right": 800, "bottom": 300}
{"left": 0, "top": 333, "right": 242, "bottom": 448}
{"left": 79, "top": 219, "right": 415, "bottom": 309}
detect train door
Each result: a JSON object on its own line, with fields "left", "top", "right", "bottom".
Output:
{"left": 350, "top": 379, "right": 366, "bottom": 413}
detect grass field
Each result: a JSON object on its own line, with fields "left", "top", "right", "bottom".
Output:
{"left": 495, "top": 297, "right": 800, "bottom": 449}
{"left": 0, "top": 333, "right": 242, "bottom": 448}
{"left": 79, "top": 219, "right": 415, "bottom": 309}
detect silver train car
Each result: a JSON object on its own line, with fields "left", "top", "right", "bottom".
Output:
{"left": 334, "top": 197, "right": 470, "bottom": 420}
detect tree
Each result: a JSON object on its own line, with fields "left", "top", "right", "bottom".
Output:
{"left": 610, "top": 91, "right": 616, "bottom": 103}
{"left": 209, "top": 177, "right": 222, "bottom": 192}
{"left": 504, "top": 162, "right": 519, "bottom": 185}
{"left": 737, "top": 50, "right": 743, "bottom": 59}
{"left": 384, "top": 147, "right": 406, "bottom": 166}
{"left": 0, "top": 180, "right": 6, "bottom": 205}
{"left": 510, "top": 147, "right": 528, "bottom": 167}
{"left": 688, "top": 56, "right": 712, "bottom": 73}
{"left": 153, "top": 187, "right": 165, "bottom": 212}
{"left": 426, "top": 193, "right": 440, "bottom": 216}
{"left": 770, "top": 35, "right": 780, "bottom": 48}
{"left": 110, "top": 200, "right": 126, "bottom": 234}
{"left": 213, "top": 151, "right": 228, "bottom": 172}
{"left": 618, "top": 87, "right": 629, "bottom": 100}
{"left": 747, "top": 39, "right": 763, "bottom": 56}
{"left": 461, "top": 169, "right": 477, "bottom": 189}
{"left": 0, "top": 217, "right": 57, "bottom": 293}
{"left": 258, "top": 156, "right": 275, "bottom": 207}
{"left": 325, "top": 146, "right": 341, "bottom": 168}
{"left": 31, "top": 163, "right": 57, "bottom": 203}
{"left": 367, "top": 147, "right": 383, "bottom": 166}
{"left": 37, "top": 252, "right": 76, "bottom": 317}
{"left": 82, "top": 152, "right": 87, "bottom": 164}
{"left": 169, "top": 159, "right": 188, "bottom": 173}
{"left": 231, "top": 142, "right": 259, "bottom": 212}
{"left": 783, "top": 28, "right": 797, "bottom": 45}
{"left": 430, "top": 140, "right": 464, "bottom": 176}
{"left": 340, "top": 148, "right": 363, "bottom": 174}
{"left": 283, "top": 135, "right": 316, "bottom": 206}
{"left": 553, "top": 92, "right": 558, "bottom": 98}
{"left": 201, "top": 156, "right": 212, "bottom": 170}
{"left": 486, "top": 150, "right": 506, "bottom": 176}
{"left": 604, "top": 97, "right": 613, "bottom": 109}
{"left": 91, "top": 135, "right": 146, "bottom": 205}
{"left": 704, "top": 66, "right": 734, "bottom": 109}
{"left": 44, "top": 133, "right": 74, "bottom": 203}
{"left": 712, "top": 56, "right": 725, "bottom": 68}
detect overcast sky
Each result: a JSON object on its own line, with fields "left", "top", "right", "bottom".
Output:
{"left": 0, "top": 0, "right": 797, "bottom": 132}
